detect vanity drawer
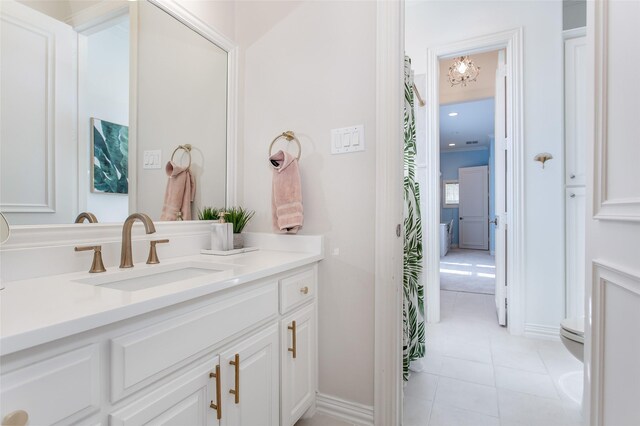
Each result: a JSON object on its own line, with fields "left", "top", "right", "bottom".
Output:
{"left": 280, "top": 268, "right": 315, "bottom": 314}
{"left": 0, "top": 345, "right": 100, "bottom": 425}
{"left": 110, "top": 281, "right": 278, "bottom": 402}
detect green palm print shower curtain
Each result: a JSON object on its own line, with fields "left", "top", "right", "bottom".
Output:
{"left": 403, "top": 56, "right": 425, "bottom": 381}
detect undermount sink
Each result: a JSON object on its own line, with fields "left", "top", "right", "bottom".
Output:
{"left": 73, "top": 261, "right": 232, "bottom": 292}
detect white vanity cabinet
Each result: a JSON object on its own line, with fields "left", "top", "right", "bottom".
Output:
{"left": 0, "top": 264, "right": 319, "bottom": 426}
{"left": 110, "top": 354, "right": 220, "bottom": 426}
{"left": 0, "top": 345, "right": 101, "bottom": 425}
{"left": 281, "top": 304, "right": 316, "bottom": 426}
{"left": 220, "top": 324, "right": 280, "bottom": 426}
{"left": 279, "top": 269, "right": 317, "bottom": 426}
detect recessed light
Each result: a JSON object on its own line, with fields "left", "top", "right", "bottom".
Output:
{"left": 448, "top": 112, "right": 458, "bottom": 117}
{"left": 448, "top": 143, "right": 456, "bottom": 147}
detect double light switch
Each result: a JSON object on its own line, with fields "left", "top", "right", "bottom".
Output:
{"left": 331, "top": 125, "right": 365, "bottom": 154}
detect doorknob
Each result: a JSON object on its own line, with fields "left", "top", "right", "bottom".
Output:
{"left": 459, "top": 217, "right": 463, "bottom": 220}
{"left": 490, "top": 217, "right": 499, "bottom": 227}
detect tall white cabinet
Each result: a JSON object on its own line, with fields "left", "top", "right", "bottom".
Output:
{"left": 564, "top": 31, "right": 587, "bottom": 320}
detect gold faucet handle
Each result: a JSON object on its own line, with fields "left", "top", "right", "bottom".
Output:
{"left": 74, "top": 245, "right": 107, "bottom": 273}
{"left": 147, "top": 239, "right": 169, "bottom": 265}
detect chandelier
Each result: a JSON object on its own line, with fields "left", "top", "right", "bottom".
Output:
{"left": 448, "top": 56, "right": 480, "bottom": 87}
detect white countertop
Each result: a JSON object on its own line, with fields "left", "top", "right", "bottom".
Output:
{"left": 0, "top": 249, "right": 322, "bottom": 356}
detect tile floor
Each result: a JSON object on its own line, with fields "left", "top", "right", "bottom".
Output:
{"left": 296, "top": 290, "right": 584, "bottom": 426}
{"left": 404, "top": 290, "right": 585, "bottom": 426}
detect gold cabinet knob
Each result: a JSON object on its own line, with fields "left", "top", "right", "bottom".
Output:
{"left": 300, "top": 286, "right": 309, "bottom": 295}
{"left": 2, "top": 410, "right": 29, "bottom": 426}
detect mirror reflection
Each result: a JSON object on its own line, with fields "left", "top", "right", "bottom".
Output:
{"left": 0, "top": 0, "right": 228, "bottom": 225}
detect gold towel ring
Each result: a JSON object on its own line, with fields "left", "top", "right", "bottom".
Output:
{"left": 268, "top": 131, "right": 301, "bottom": 160}
{"left": 171, "top": 144, "right": 192, "bottom": 168}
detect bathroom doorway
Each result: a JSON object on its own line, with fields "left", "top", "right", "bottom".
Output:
{"left": 421, "top": 43, "right": 514, "bottom": 328}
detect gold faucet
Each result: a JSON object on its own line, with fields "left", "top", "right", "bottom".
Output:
{"left": 120, "top": 213, "right": 156, "bottom": 268}
{"left": 75, "top": 245, "right": 106, "bottom": 273}
{"left": 75, "top": 212, "right": 98, "bottom": 223}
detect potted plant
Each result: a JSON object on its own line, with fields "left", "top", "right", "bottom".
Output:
{"left": 198, "top": 206, "right": 221, "bottom": 221}
{"left": 224, "top": 206, "right": 255, "bottom": 249}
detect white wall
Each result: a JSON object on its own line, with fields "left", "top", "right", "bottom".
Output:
{"left": 136, "top": 0, "right": 228, "bottom": 220}
{"left": 407, "top": 0, "right": 566, "bottom": 333}
{"left": 178, "top": 0, "right": 235, "bottom": 42}
{"left": 236, "top": 1, "right": 377, "bottom": 406}
{"left": 81, "top": 18, "right": 130, "bottom": 223}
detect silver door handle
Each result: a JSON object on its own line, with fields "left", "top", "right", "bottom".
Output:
{"left": 490, "top": 217, "right": 499, "bottom": 226}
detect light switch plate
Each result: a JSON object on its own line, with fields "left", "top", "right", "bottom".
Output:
{"left": 331, "top": 125, "right": 365, "bottom": 154}
{"left": 143, "top": 150, "right": 162, "bottom": 169}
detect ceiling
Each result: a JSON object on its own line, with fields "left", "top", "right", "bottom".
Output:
{"left": 439, "top": 98, "right": 495, "bottom": 151}
{"left": 439, "top": 50, "right": 499, "bottom": 105}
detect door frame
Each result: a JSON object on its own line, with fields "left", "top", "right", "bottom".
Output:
{"left": 374, "top": 1, "right": 405, "bottom": 425}
{"left": 423, "top": 29, "right": 525, "bottom": 335}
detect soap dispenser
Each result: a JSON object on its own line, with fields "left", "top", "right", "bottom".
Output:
{"left": 210, "top": 211, "right": 233, "bottom": 251}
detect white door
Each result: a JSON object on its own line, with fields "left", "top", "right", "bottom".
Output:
{"left": 564, "top": 36, "right": 588, "bottom": 187}
{"left": 0, "top": 0, "right": 77, "bottom": 224}
{"left": 586, "top": 1, "right": 640, "bottom": 425}
{"left": 494, "top": 49, "right": 508, "bottom": 326}
{"left": 565, "top": 187, "right": 586, "bottom": 320}
{"left": 221, "top": 324, "right": 279, "bottom": 426}
{"left": 458, "top": 166, "right": 489, "bottom": 250}
{"left": 109, "top": 355, "right": 220, "bottom": 425}
{"left": 281, "top": 304, "right": 316, "bottom": 426}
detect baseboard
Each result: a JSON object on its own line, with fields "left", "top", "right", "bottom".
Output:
{"left": 524, "top": 323, "right": 561, "bottom": 341}
{"left": 316, "top": 393, "right": 374, "bottom": 426}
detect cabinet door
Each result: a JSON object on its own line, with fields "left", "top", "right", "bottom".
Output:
{"left": 565, "top": 187, "right": 586, "bottom": 319}
{"left": 564, "top": 36, "right": 587, "bottom": 186}
{"left": 110, "top": 355, "right": 221, "bottom": 426}
{"left": 0, "top": 345, "right": 100, "bottom": 426}
{"left": 281, "top": 304, "right": 316, "bottom": 426}
{"left": 220, "top": 324, "right": 279, "bottom": 426}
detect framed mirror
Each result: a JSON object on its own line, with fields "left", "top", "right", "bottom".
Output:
{"left": 0, "top": 0, "right": 235, "bottom": 226}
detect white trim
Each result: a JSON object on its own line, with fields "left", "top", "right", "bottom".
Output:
{"left": 0, "top": 221, "right": 216, "bottom": 250}
{"left": 65, "top": 0, "right": 128, "bottom": 31}
{"left": 128, "top": 1, "right": 138, "bottom": 213}
{"left": 140, "top": 0, "right": 238, "bottom": 208}
{"left": 424, "top": 28, "right": 526, "bottom": 336}
{"left": 523, "top": 324, "right": 561, "bottom": 341}
{"left": 563, "top": 27, "right": 587, "bottom": 40}
{"left": 590, "top": 260, "right": 640, "bottom": 425}
{"left": 374, "top": 1, "right": 404, "bottom": 425}
{"left": 316, "top": 393, "right": 374, "bottom": 426}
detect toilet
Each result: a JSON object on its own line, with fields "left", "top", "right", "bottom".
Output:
{"left": 560, "top": 317, "right": 584, "bottom": 362}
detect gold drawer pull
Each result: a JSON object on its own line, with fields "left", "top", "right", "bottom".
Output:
{"left": 229, "top": 353, "right": 240, "bottom": 404}
{"left": 209, "top": 364, "right": 222, "bottom": 419}
{"left": 288, "top": 320, "right": 297, "bottom": 358}
{"left": 299, "top": 286, "right": 309, "bottom": 295}
{"left": 2, "top": 410, "right": 28, "bottom": 426}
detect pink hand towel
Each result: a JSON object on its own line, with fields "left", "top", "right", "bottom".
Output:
{"left": 160, "top": 161, "right": 196, "bottom": 221}
{"left": 270, "top": 150, "right": 303, "bottom": 233}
